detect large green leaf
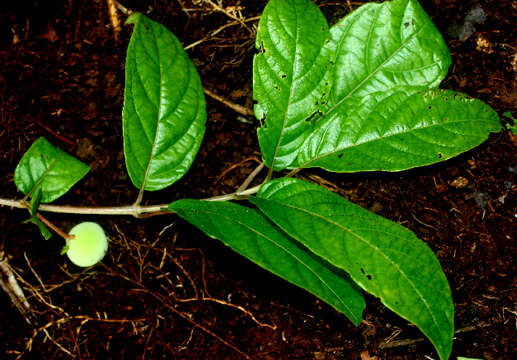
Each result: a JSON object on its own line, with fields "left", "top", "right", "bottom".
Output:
{"left": 123, "top": 13, "right": 206, "bottom": 191}
{"left": 322, "top": 0, "right": 450, "bottom": 111}
{"left": 169, "top": 199, "right": 366, "bottom": 325}
{"left": 294, "top": 0, "right": 501, "bottom": 171}
{"left": 253, "top": 0, "right": 330, "bottom": 170}
{"left": 254, "top": 0, "right": 501, "bottom": 173}
{"left": 250, "top": 178, "right": 454, "bottom": 360}
{"left": 298, "top": 89, "right": 502, "bottom": 171}
{"left": 14, "top": 137, "right": 90, "bottom": 203}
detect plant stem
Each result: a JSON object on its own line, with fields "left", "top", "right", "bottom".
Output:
{"left": 286, "top": 167, "right": 301, "bottom": 177}
{"left": 0, "top": 161, "right": 267, "bottom": 217}
{"left": 0, "top": 198, "right": 169, "bottom": 217}
{"left": 35, "top": 213, "right": 74, "bottom": 240}
{"left": 237, "top": 162, "right": 264, "bottom": 193}
{"left": 0, "top": 185, "right": 262, "bottom": 217}
{"left": 203, "top": 185, "right": 261, "bottom": 202}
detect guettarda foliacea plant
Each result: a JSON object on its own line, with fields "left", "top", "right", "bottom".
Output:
{"left": 0, "top": 0, "right": 502, "bottom": 359}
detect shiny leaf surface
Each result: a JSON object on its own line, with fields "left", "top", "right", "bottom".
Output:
{"left": 298, "top": 89, "right": 501, "bottom": 171}
{"left": 14, "top": 137, "right": 90, "bottom": 203}
{"left": 254, "top": 0, "right": 330, "bottom": 170}
{"left": 169, "top": 199, "right": 366, "bottom": 325}
{"left": 251, "top": 178, "right": 454, "bottom": 360}
{"left": 123, "top": 13, "right": 206, "bottom": 191}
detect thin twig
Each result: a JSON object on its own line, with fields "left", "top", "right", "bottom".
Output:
{"left": 184, "top": 15, "right": 260, "bottom": 50}
{"left": 203, "top": 88, "right": 253, "bottom": 117}
{"left": 35, "top": 212, "right": 74, "bottom": 240}
{"left": 202, "top": 0, "right": 253, "bottom": 34}
{"left": 32, "top": 118, "right": 75, "bottom": 145}
{"left": 378, "top": 321, "right": 492, "bottom": 349}
{"left": 237, "top": 162, "right": 265, "bottom": 193}
{"left": 152, "top": 292, "right": 252, "bottom": 359}
{"left": 204, "top": 184, "right": 261, "bottom": 202}
{"left": 181, "top": 296, "right": 277, "bottom": 330}
{"left": 212, "top": 156, "right": 261, "bottom": 187}
{"left": 106, "top": 0, "right": 121, "bottom": 40}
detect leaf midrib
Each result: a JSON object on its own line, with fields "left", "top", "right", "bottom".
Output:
{"left": 258, "top": 196, "right": 443, "bottom": 344}
{"left": 27, "top": 150, "right": 64, "bottom": 200}
{"left": 300, "top": 115, "right": 495, "bottom": 168}
{"left": 323, "top": 11, "right": 429, "bottom": 128}
{"left": 268, "top": 3, "right": 300, "bottom": 170}
{"left": 138, "top": 24, "right": 164, "bottom": 191}
{"left": 136, "top": 25, "right": 191, "bottom": 190}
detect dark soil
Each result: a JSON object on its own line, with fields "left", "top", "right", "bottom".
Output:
{"left": 0, "top": 0, "right": 515, "bottom": 359}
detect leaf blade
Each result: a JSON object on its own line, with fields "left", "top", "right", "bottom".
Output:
{"left": 254, "top": 0, "right": 330, "bottom": 170}
{"left": 299, "top": 89, "right": 501, "bottom": 171}
{"left": 293, "top": 0, "right": 501, "bottom": 172}
{"left": 169, "top": 199, "right": 366, "bottom": 325}
{"left": 324, "top": 0, "right": 451, "bottom": 112}
{"left": 14, "top": 137, "right": 90, "bottom": 203}
{"left": 251, "top": 178, "right": 454, "bottom": 360}
{"left": 123, "top": 13, "right": 206, "bottom": 191}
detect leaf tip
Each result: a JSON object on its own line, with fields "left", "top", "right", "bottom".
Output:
{"left": 126, "top": 12, "right": 142, "bottom": 25}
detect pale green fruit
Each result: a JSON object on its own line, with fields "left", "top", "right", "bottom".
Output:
{"left": 66, "top": 222, "right": 108, "bottom": 267}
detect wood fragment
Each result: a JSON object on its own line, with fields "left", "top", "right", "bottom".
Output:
{"left": 0, "top": 251, "right": 33, "bottom": 324}
{"left": 106, "top": 0, "right": 121, "bottom": 40}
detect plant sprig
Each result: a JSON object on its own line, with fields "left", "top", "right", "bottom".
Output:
{"left": 0, "top": 1, "right": 503, "bottom": 359}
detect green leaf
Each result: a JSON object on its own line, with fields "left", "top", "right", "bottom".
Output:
{"left": 169, "top": 199, "right": 366, "bottom": 325}
{"left": 250, "top": 178, "right": 454, "bottom": 360}
{"left": 298, "top": 89, "right": 501, "bottom": 172}
{"left": 14, "top": 137, "right": 90, "bottom": 203}
{"left": 254, "top": 0, "right": 331, "bottom": 170}
{"left": 123, "top": 13, "right": 206, "bottom": 191}
{"left": 295, "top": 0, "right": 466, "bottom": 171}
{"left": 23, "top": 217, "right": 52, "bottom": 240}
{"left": 60, "top": 245, "right": 70, "bottom": 255}
{"left": 322, "top": 0, "right": 451, "bottom": 111}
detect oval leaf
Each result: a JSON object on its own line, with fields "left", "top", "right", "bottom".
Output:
{"left": 295, "top": 0, "right": 474, "bottom": 171}
{"left": 169, "top": 199, "right": 366, "bottom": 325}
{"left": 123, "top": 13, "right": 206, "bottom": 191}
{"left": 250, "top": 178, "right": 454, "bottom": 360}
{"left": 323, "top": 0, "right": 451, "bottom": 111}
{"left": 298, "top": 89, "right": 501, "bottom": 171}
{"left": 254, "top": 0, "right": 330, "bottom": 170}
{"left": 14, "top": 137, "right": 90, "bottom": 203}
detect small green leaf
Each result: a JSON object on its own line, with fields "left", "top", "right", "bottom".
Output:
{"left": 60, "top": 245, "right": 70, "bottom": 255}
{"left": 123, "top": 13, "right": 206, "bottom": 191}
{"left": 298, "top": 89, "right": 501, "bottom": 172}
{"left": 250, "top": 178, "right": 454, "bottom": 360}
{"left": 169, "top": 199, "right": 366, "bottom": 325}
{"left": 14, "top": 137, "right": 90, "bottom": 203}
{"left": 23, "top": 217, "right": 52, "bottom": 240}
{"left": 254, "top": 0, "right": 331, "bottom": 170}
